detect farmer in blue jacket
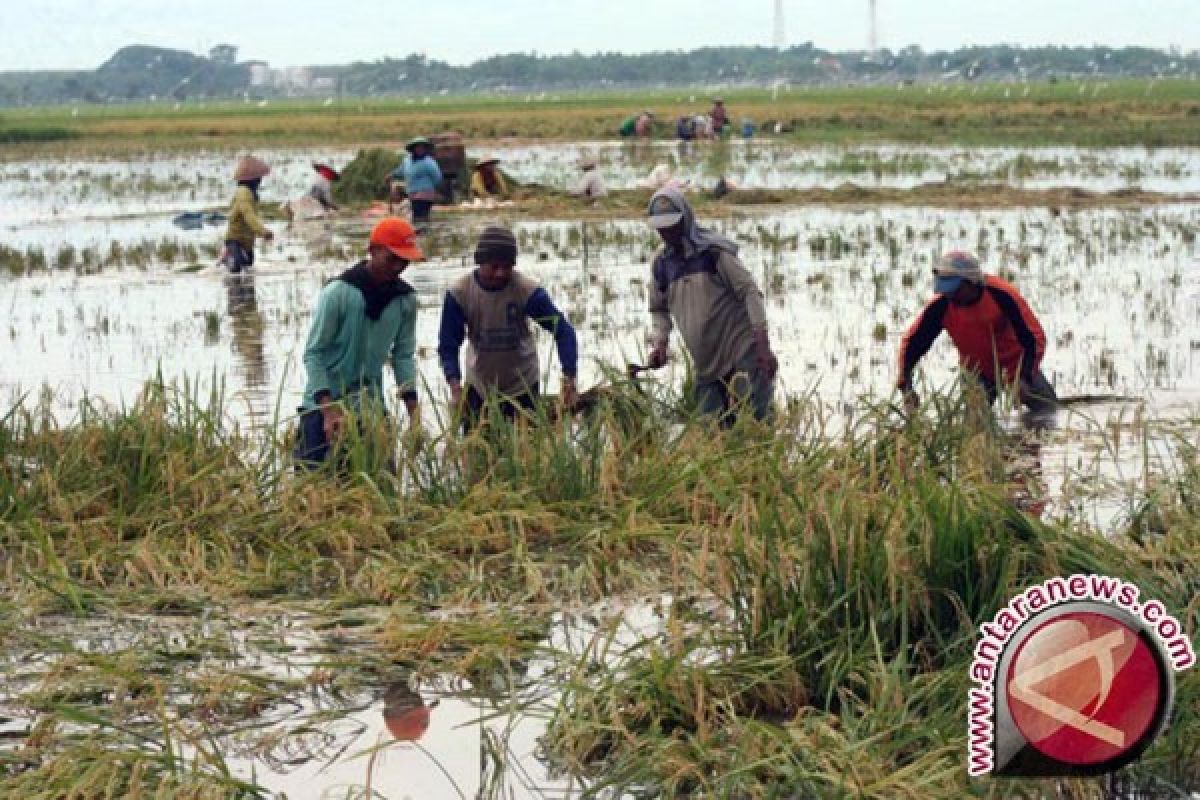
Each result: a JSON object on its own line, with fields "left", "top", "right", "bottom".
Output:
{"left": 392, "top": 137, "right": 443, "bottom": 226}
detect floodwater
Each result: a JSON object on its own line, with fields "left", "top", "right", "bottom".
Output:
{"left": 2, "top": 142, "right": 1197, "bottom": 231}
{"left": 4, "top": 205, "right": 1198, "bottom": 423}
{"left": 2, "top": 142, "right": 1199, "bottom": 798}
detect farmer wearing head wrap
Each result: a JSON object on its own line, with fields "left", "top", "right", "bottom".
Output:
{"left": 897, "top": 250, "right": 1057, "bottom": 412}
{"left": 438, "top": 225, "right": 579, "bottom": 429}
{"left": 295, "top": 217, "right": 424, "bottom": 468}
{"left": 645, "top": 187, "right": 778, "bottom": 424}
{"left": 222, "top": 155, "right": 273, "bottom": 272}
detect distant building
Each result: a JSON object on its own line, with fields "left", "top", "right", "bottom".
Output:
{"left": 247, "top": 62, "right": 271, "bottom": 87}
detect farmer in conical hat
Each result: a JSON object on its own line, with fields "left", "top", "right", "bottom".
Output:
{"left": 222, "top": 155, "right": 273, "bottom": 272}
{"left": 391, "top": 136, "right": 443, "bottom": 225}
{"left": 469, "top": 155, "right": 509, "bottom": 200}
{"left": 897, "top": 250, "right": 1057, "bottom": 412}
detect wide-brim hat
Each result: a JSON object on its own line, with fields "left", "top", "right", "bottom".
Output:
{"left": 312, "top": 162, "right": 340, "bottom": 181}
{"left": 578, "top": 158, "right": 598, "bottom": 170}
{"left": 234, "top": 155, "right": 270, "bottom": 182}
{"left": 473, "top": 155, "right": 501, "bottom": 168}
{"left": 370, "top": 217, "right": 425, "bottom": 261}
{"left": 405, "top": 137, "right": 433, "bottom": 153}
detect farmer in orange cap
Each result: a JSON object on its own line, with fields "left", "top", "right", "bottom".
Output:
{"left": 295, "top": 217, "right": 425, "bottom": 468}
{"left": 897, "top": 250, "right": 1057, "bottom": 412}
{"left": 222, "top": 155, "right": 273, "bottom": 272}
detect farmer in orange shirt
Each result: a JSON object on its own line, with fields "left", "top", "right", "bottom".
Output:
{"left": 897, "top": 251, "right": 1057, "bottom": 412}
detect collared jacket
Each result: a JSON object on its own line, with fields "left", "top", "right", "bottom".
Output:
{"left": 897, "top": 274, "right": 1046, "bottom": 388}
{"left": 301, "top": 276, "right": 417, "bottom": 410}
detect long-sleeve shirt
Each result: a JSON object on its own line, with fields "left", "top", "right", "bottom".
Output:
{"left": 394, "top": 155, "right": 443, "bottom": 199}
{"left": 301, "top": 279, "right": 417, "bottom": 411}
{"left": 224, "top": 186, "right": 268, "bottom": 250}
{"left": 897, "top": 274, "right": 1046, "bottom": 389}
{"left": 438, "top": 270, "right": 578, "bottom": 396}
{"left": 647, "top": 247, "right": 767, "bottom": 382}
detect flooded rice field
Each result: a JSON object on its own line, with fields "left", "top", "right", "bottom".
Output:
{"left": 5, "top": 204, "right": 1198, "bottom": 421}
{"left": 2, "top": 142, "right": 1199, "bottom": 798}
{"left": 2, "top": 142, "right": 1198, "bottom": 231}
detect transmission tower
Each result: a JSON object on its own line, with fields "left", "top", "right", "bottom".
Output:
{"left": 868, "top": 0, "right": 879, "bottom": 55}
{"left": 773, "top": 0, "right": 785, "bottom": 50}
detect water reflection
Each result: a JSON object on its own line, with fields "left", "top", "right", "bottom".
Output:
{"left": 225, "top": 272, "right": 269, "bottom": 419}
{"left": 382, "top": 682, "right": 433, "bottom": 742}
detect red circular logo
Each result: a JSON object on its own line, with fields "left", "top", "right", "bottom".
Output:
{"left": 1006, "top": 611, "right": 1162, "bottom": 766}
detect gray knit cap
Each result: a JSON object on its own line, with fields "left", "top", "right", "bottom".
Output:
{"left": 473, "top": 225, "right": 518, "bottom": 266}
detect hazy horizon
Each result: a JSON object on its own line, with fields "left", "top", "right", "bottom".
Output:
{"left": 4, "top": 0, "right": 1197, "bottom": 72}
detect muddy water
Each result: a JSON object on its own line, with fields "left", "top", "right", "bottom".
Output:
{"left": 0, "top": 602, "right": 666, "bottom": 799}
{"left": 2, "top": 143, "right": 1197, "bottom": 233}
{"left": 4, "top": 205, "right": 1198, "bottom": 423}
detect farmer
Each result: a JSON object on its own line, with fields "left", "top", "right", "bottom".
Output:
{"left": 710, "top": 98, "right": 729, "bottom": 132}
{"left": 438, "top": 226, "right": 578, "bottom": 430}
{"left": 295, "top": 217, "right": 423, "bottom": 468}
{"left": 308, "top": 162, "right": 340, "bottom": 211}
{"left": 645, "top": 187, "right": 778, "bottom": 424}
{"left": 469, "top": 156, "right": 510, "bottom": 200}
{"left": 392, "top": 137, "right": 443, "bottom": 225}
{"left": 569, "top": 159, "right": 608, "bottom": 199}
{"left": 896, "top": 251, "right": 1057, "bottom": 412}
{"left": 222, "top": 155, "right": 273, "bottom": 272}
{"left": 619, "top": 110, "right": 654, "bottom": 138}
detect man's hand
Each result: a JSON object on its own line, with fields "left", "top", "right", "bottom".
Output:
{"left": 560, "top": 376, "right": 578, "bottom": 411}
{"left": 449, "top": 381, "right": 464, "bottom": 411}
{"left": 647, "top": 344, "right": 668, "bottom": 369}
{"left": 753, "top": 330, "right": 779, "bottom": 380}
{"left": 901, "top": 387, "right": 919, "bottom": 413}
{"left": 321, "top": 403, "right": 345, "bottom": 441}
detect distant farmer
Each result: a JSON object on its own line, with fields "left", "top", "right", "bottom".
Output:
{"left": 284, "top": 162, "right": 340, "bottom": 221}
{"left": 619, "top": 110, "right": 654, "bottom": 138}
{"left": 710, "top": 98, "right": 729, "bottom": 132}
{"left": 645, "top": 187, "right": 778, "bottom": 424}
{"left": 897, "top": 251, "right": 1057, "bottom": 412}
{"left": 309, "top": 162, "right": 340, "bottom": 211}
{"left": 469, "top": 156, "right": 510, "bottom": 200}
{"left": 222, "top": 155, "right": 273, "bottom": 272}
{"left": 675, "top": 115, "right": 696, "bottom": 141}
{"left": 569, "top": 159, "right": 608, "bottom": 199}
{"left": 392, "top": 137, "right": 443, "bottom": 225}
{"left": 295, "top": 217, "right": 424, "bottom": 468}
{"left": 438, "top": 226, "right": 579, "bottom": 430}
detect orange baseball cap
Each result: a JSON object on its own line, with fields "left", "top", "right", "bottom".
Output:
{"left": 369, "top": 217, "right": 424, "bottom": 261}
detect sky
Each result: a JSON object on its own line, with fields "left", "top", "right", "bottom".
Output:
{"left": 3, "top": 0, "right": 1197, "bottom": 72}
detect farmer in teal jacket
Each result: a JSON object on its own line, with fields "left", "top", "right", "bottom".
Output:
{"left": 295, "top": 217, "right": 424, "bottom": 467}
{"left": 391, "top": 137, "right": 443, "bottom": 225}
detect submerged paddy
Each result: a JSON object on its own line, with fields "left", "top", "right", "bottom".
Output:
{"left": 1, "top": 137, "right": 1198, "bottom": 798}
